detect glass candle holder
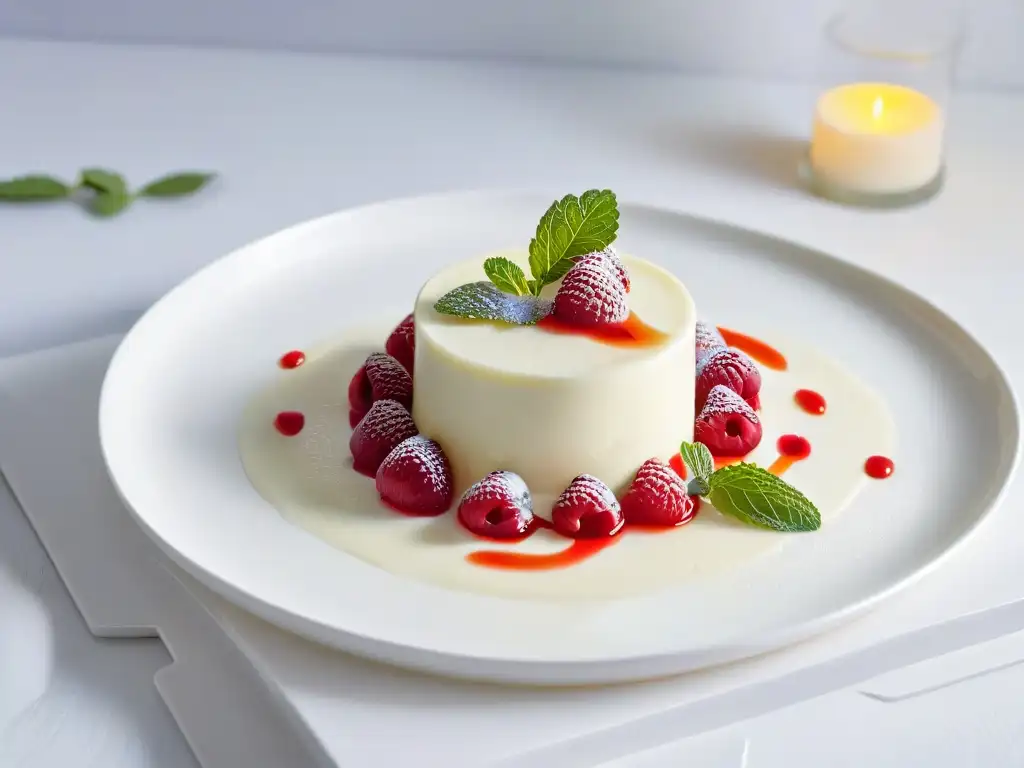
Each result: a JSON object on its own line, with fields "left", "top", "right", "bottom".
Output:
{"left": 802, "top": 1, "right": 964, "bottom": 208}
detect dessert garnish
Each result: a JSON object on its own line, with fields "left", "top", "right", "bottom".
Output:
{"left": 621, "top": 458, "right": 697, "bottom": 527}
{"left": 457, "top": 470, "right": 535, "bottom": 540}
{"left": 695, "top": 346, "right": 762, "bottom": 411}
{"left": 551, "top": 474, "right": 625, "bottom": 539}
{"left": 349, "top": 399, "right": 419, "bottom": 476}
{"left": 794, "top": 389, "right": 827, "bottom": 415}
{"left": 375, "top": 435, "right": 454, "bottom": 516}
{"left": 864, "top": 455, "right": 895, "bottom": 479}
{"left": 434, "top": 189, "right": 620, "bottom": 325}
{"left": 385, "top": 313, "right": 416, "bottom": 373}
{"left": 679, "top": 441, "right": 820, "bottom": 532}
{"left": 347, "top": 352, "right": 413, "bottom": 424}
{"left": 279, "top": 350, "right": 306, "bottom": 369}
{"left": 694, "top": 385, "right": 763, "bottom": 457}
{"left": 552, "top": 255, "right": 629, "bottom": 327}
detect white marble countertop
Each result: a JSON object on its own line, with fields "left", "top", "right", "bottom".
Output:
{"left": 2, "top": 36, "right": 1024, "bottom": 766}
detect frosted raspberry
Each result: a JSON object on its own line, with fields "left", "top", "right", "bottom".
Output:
{"left": 457, "top": 470, "right": 534, "bottom": 540}
{"left": 385, "top": 314, "right": 415, "bottom": 374}
{"left": 375, "top": 435, "right": 453, "bottom": 516}
{"left": 621, "top": 458, "right": 696, "bottom": 527}
{"left": 349, "top": 399, "right": 418, "bottom": 476}
{"left": 694, "top": 385, "right": 763, "bottom": 457}
{"left": 575, "top": 247, "right": 630, "bottom": 293}
{"left": 347, "top": 352, "right": 413, "bottom": 424}
{"left": 695, "top": 320, "right": 726, "bottom": 366}
{"left": 551, "top": 474, "right": 624, "bottom": 539}
{"left": 553, "top": 260, "right": 629, "bottom": 327}
{"left": 695, "top": 348, "right": 761, "bottom": 411}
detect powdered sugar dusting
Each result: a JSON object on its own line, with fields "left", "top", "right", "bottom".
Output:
{"left": 700, "top": 385, "right": 760, "bottom": 423}
{"left": 364, "top": 352, "right": 413, "bottom": 407}
{"left": 576, "top": 247, "right": 630, "bottom": 292}
{"left": 554, "top": 474, "right": 621, "bottom": 513}
{"left": 621, "top": 458, "right": 696, "bottom": 527}
{"left": 357, "top": 399, "right": 417, "bottom": 441}
{"left": 695, "top": 348, "right": 762, "bottom": 409}
{"left": 554, "top": 261, "right": 629, "bottom": 326}
{"left": 380, "top": 435, "right": 451, "bottom": 492}
{"left": 695, "top": 320, "right": 725, "bottom": 361}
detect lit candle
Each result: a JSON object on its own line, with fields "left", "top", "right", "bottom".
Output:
{"left": 809, "top": 82, "right": 944, "bottom": 196}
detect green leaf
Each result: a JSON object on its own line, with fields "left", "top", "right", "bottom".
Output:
{"left": 89, "top": 190, "right": 132, "bottom": 218}
{"left": 679, "top": 441, "right": 714, "bottom": 488}
{"left": 434, "top": 282, "right": 553, "bottom": 325}
{"left": 0, "top": 175, "right": 71, "bottom": 201}
{"left": 527, "top": 189, "right": 619, "bottom": 293}
{"left": 483, "top": 257, "right": 531, "bottom": 296}
{"left": 139, "top": 171, "right": 215, "bottom": 198}
{"left": 79, "top": 168, "right": 128, "bottom": 196}
{"left": 708, "top": 464, "right": 821, "bottom": 532}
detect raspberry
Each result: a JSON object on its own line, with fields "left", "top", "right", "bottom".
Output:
{"left": 385, "top": 313, "right": 415, "bottom": 374}
{"left": 694, "top": 385, "right": 763, "bottom": 457}
{"left": 349, "top": 399, "right": 418, "bottom": 476}
{"left": 551, "top": 474, "right": 624, "bottom": 539}
{"left": 457, "top": 470, "right": 534, "bottom": 540}
{"left": 553, "top": 260, "right": 628, "bottom": 328}
{"left": 620, "top": 458, "right": 696, "bottom": 527}
{"left": 695, "top": 320, "right": 726, "bottom": 366}
{"left": 375, "top": 436, "right": 453, "bottom": 516}
{"left": 695, "top": 348, "right": 761, "bottom": 412}
{"left": 347, "top": 352, "right": 413, "bottom": 424}
{"left": 575, "top": 248, "right": 630, "bottom": 293}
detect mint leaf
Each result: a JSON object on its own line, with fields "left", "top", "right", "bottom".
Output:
{"left": 80, "top": 168, "right": 128, "bottom": 196}
{"left": 90, "top": 190, "right": 132, "bottom": 218}
{"left": 708, "top": 464, "right": 821, "bottom": 532}
{"left": 434, "top": 282, "right": 553, "bottom": 325}
{"left": 679, "top": 441, "right": 714, "bottom": 487}
{"left": 0, "top": 175, "right": 71, "bottom": 201}
{"left": 139, "top": 172, "right": 215, "bottom": 198}
{"left": 483, "top": 257, "right": 531, "bottom": 296}
{"left": 527, "top": 189, "right": 619, "bottom": 294}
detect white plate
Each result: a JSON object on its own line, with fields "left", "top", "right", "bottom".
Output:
{"left": 99, "top": 191, "right": 1020, "bottom": 685}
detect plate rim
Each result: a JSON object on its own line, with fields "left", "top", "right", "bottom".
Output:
{"left": 98, "top": 188, "right": 1022, "bottom": 684}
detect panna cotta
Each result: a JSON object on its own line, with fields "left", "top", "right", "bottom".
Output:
{"left": 412, "top": 252, "right": 696, "bottom": 496}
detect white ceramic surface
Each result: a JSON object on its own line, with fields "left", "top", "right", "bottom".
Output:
{"left": 238, "top": 322, "right": 894, "bottom": 601}
{"left": 98, "top": 191, "right": 1020, "bottom": 685}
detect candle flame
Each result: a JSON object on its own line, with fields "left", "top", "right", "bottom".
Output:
{"left": 872, "top": 96, "right": 884, "bottom": 120}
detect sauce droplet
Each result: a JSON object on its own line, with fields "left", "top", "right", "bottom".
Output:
{"left": 279, "top": 350, "right": 306, "bottom": 369}
{"left": 537, "top": 311, "right": 668, "bottom": 347}
{"left": 794, "top": 389, "right": 826, "bottom": 415}
{"left": 717, "top": 327, "right": 788, "bottom": 371}
{"left": 274, "top": 411, "right": 305, "bottom": 436}
{"left": 864, "top": 455, "right": 894, "bottom": 479}
{"left": 769, "top": 434, "right": 811, "bottom": 475}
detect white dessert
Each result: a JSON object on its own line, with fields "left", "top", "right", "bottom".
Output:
{"left": 413, "top": 252, "right": 696, "bottom": 496}
{"left": 238, "top": 321, "right": 896, "bottom": 601}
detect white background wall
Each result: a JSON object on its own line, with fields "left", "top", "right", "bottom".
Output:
{"left": 1, "top": 0, "right": 1023, "bottom": 89}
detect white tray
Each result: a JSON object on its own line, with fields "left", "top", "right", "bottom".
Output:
{"left": 2, "top": 335, "right": 1024, "bottom": 766}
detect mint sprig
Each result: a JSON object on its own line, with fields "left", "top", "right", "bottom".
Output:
{"left": 679, "top": 440, "right": 821, "bottom": 533}
{"left": 0, "top": 168, "right": 215, "bottom": 218}
{"left": 527, "top": 189, "right": 619, "bottom": 295}
{"left": 433, "top": 189, "right": 620, "bottom": 323}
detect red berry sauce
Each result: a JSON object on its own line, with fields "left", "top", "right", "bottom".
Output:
{"left": 669, "top": 453, "right": 688, "bottom": 479}
{"left": 279, "top": 350, "right": 306, "bottom": 369}
{"left": 717, "top": 327, "right": 788, "bottom": 371}
{"left": 794, "top": 389, "right": 826, "bottom": 415}
{"left": 536, "top": 311, "right": 668, "bottom": 347}
{"left": 466, "top": 535, "right": 620, "bottom": 571}
{"left": 274, "top": 411, "right": 305, "bottom": 436}
{"left": 768, "top": 434, "right": 811, "bottom": 475}
{"left": 864, "top": 455, "right": 894, "bottom": 479}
